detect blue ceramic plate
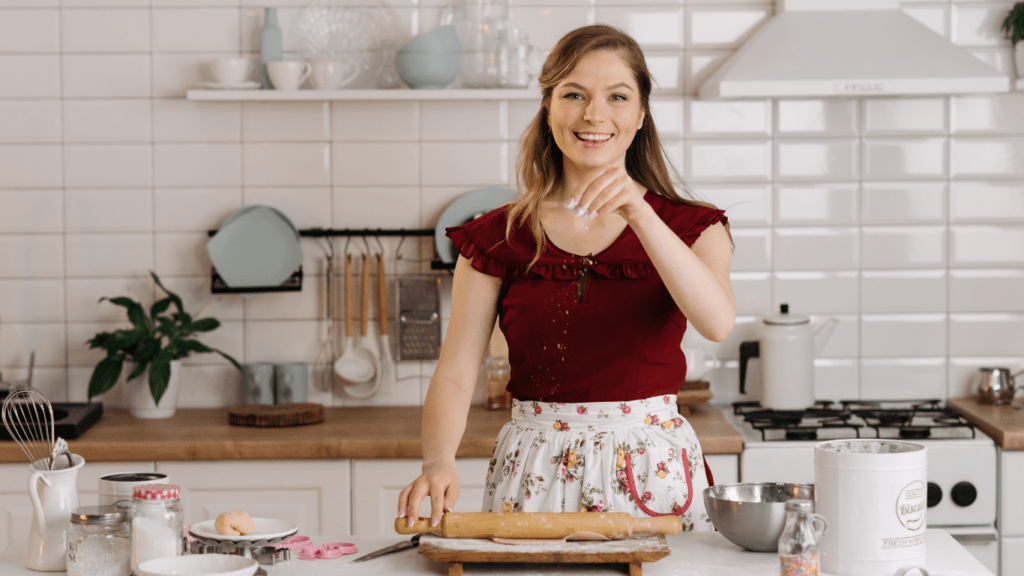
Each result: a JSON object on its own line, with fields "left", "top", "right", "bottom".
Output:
{"left": 207, "top": 205, "right": 303, "bottom": 289}
{"left": 434, "top": 188, "right": 516, "bottom": 265}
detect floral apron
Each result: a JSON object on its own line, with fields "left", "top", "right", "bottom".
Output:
{"left": 481, "top": 394, "right": 714, "bottom": 532}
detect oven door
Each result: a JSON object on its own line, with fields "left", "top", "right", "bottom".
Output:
{"left": 942, "top": 526, "right": 999, "bottom": 575}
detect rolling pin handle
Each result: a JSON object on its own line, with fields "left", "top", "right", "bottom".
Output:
{"left": 394, "top": 516, "right": 444, "bottom": 535}
{"left": 629, "top": 515, "right": 682, "bottom": 535}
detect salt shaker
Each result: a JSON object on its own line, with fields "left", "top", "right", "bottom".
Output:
{"left": 67, "top": 506, "right": 131, "bottom": 576}
{"left": 778, "top": 499, "right": 827, "bottom": 576}
{"left": 130, "top": 484, "right": 183, "bottom": 574}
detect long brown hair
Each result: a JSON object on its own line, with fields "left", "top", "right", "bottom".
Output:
{"left": 506, "top": 24, "right": 727, "bottom": 268}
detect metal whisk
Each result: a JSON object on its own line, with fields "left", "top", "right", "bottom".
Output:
{"left": 2, "top": 380, "right": 71, "bottom": 470}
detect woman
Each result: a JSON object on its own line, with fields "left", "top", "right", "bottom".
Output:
{"left": 398, "top": 24, "right": 735, "bottom": 532}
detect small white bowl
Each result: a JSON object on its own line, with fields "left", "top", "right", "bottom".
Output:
{"left": 137, "top": 554, "right": 258, "bottom": 576}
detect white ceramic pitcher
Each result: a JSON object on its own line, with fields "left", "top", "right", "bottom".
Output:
{"left": 27, "top": 453, "right": 84, "bottom": 571}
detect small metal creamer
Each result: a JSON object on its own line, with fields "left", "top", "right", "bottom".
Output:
{"left": 976, "top": 367, "right": 1024, "bottom": 408}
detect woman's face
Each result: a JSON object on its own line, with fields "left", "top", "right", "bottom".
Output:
{"left": 548, "top": 49, "right": 645, "bottom": 175}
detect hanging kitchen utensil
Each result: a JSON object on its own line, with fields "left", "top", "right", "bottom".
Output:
{"left": 334, "top": 255, "right": 375, "bottom": 383}
{"left": 376, "top": 252, "right": 396, "bottom": 396}
{"left": 341, "top": 254, "right": 380, "bottom": 398}
{"left": 313, "top": 253, "right": 337, "bottom": 392}
{"left": 396, "top": 277, "right": 442, "bottom": 360}
{"left": 739, "top": 304, "right": 838, "bottom": 410}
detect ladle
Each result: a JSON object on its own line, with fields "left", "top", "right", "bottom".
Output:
{"left": 334, "top": 254, "right": 375, "bottom": 383}
{"left": 342, "top": 254, "right": 381, "bottom": 398}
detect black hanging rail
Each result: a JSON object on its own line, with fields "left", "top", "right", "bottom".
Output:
{"left": 206, "top": 227, "right": 449, "bottom": 294}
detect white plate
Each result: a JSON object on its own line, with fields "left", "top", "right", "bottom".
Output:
{"left": 188, "top": 518, "right": 298, "bottom": 543}
{"left": 199, "top": 81, "right": 260, "bottom": 90}
{"left": 434, "top": 188, "right": 516, "bottom": 264}
{"left": 207, "top": 205, "right": 304, "bottom": 289}
{"left": 138, "top": 553, "right": 258, "bottom": 576}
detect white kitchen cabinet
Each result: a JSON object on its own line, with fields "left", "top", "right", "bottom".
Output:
{"left": 999, "top": 449, "right": 1024, "bottom": 537}
{"left": 156, "top": 460, "right": 351, "bottom": 537}
{"left": 1002, "top": 536, "right": 1024, "bottom": 576}
{"left": 351, "top": 458, "right": 490, "bottom": 536}
{"left": 0, "top": 461, "right": 154, "bottom": 553}
{"left": 704, "top": 454, "right": 739, "bottom": 486}
{"left": 1000, "top": 449, "right": 1024, "bottom": 576}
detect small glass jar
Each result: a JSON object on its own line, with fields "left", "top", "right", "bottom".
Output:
{"left": 130, "top": 483, "right": 183, "bottom": 574}
{"left": 778, "top": 499, "right": 828, "bottom": 576}
{"left": 67, "top": 505, "right": 131, "bottom": 576}
{"left": 484, "top": 355, "right": 512, "bottom": 410}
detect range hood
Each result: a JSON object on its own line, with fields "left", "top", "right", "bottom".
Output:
{"left": 697, "top": 0, "right": 1010, "bottom": 99}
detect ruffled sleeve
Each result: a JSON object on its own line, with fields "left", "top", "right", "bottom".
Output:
{"left": 658, "top": 198, "right": 728, "bottom": 247}
{"left": 445, "top": 206, "right": 533, "bottom": 278}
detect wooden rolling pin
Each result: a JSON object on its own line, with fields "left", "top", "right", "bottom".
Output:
{"left": 394, "top": 512, "right": 681, "bottom": 540}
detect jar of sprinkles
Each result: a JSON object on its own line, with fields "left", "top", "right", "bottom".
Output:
{"left": 779, "top": 499, "right": 827, "bottom": 576}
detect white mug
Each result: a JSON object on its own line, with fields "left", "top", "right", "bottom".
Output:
{"left": 682, "top": 347, "right": 718, "bottom": 381}
{"left": 267, "top": 61, "right": 312, "bottom": 91}
{"left": 309, "top": 58, "right": 361, "bottom": 90}
{"left": 209, "top": 57, "right": 252, "bottom": 85}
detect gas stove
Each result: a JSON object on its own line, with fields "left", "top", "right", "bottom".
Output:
{"left": 732, "top": 399, "right": 980, "bottom": 442}
{"left": 721, "top": 399, "right": 999, "bottom": 572}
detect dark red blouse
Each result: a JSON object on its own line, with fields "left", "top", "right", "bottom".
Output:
{"left": 446, "top": 191, "right": 727, "bottom": 403}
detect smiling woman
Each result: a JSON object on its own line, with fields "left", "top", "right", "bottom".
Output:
{"left": 397, "top": 24, "right": 736, "bottom": 535}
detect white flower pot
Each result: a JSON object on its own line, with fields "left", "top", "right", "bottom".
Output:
{"left": 1016, "top": 42, "right": 1024, "bottom": 80}
{"left": 127, "top": 360, "right": 182, "bottom": 419}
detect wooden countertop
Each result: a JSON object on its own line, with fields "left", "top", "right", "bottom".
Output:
{"left": 949, "top": 397, "right": 1024, "bottom": 450}
{"left": 0, "top": 403, "right": 742, "bottom": 463}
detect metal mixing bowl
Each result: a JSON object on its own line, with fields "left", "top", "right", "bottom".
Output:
{"left": 703, "top": 482, "right": 814, "bottom": 552}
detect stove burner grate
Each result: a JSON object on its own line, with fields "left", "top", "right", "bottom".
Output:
{"left": 734, "top": 399, "right": 979, "bottom": 441}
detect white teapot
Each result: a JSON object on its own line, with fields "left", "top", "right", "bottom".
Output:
{"left": 739, "top": 304, "right": 838, "bottom": 410}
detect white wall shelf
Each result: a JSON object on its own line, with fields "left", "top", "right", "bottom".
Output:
{"left": 186, "top": 88, "right": 541, "bottom": 101}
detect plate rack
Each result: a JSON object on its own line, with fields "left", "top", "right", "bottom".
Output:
{"left": 206, "top": 227, "right": 445, "bottom": 294}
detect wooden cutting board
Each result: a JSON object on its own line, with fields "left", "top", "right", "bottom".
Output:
{"left": 418, "top": 533, "right": 671, "bottom": 576}
{"left": 677, "top": 381, "right": 713, "bottom": 414}
{"left": 227, "top": 403, "right": 325, "bottom": 427}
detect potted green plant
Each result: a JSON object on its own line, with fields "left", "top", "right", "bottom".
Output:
{"left": 87, "top": 271, "right": 241, "bottom": 419}
{"left": 1002, "top": 2, "right": 1024, "bottom": 79}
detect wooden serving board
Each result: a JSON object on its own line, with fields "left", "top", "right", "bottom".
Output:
{"left": 418, "top": 533, "right": 670, "bottom": 576}
{"left": 227, "top": 403, "right": 325, "bottom": 427}
{"left": 677, "top": 381, "right": 713, "bottom": 415}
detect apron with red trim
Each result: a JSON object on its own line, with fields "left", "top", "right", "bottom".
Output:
{"left": 481, "top": 394, "right": 714, "bottom": 532}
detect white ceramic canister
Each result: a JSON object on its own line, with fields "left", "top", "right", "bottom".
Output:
{"left": 815, "top": 440, "right": 927, "bottom": 576}
{"left": 98, "top": 472, "right": 168, "bottom": 506}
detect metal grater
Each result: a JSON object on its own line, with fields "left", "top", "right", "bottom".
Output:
{"left": 396, "top": 276, "right": 442, "bottom": 360}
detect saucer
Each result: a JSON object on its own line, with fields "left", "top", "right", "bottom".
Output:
{"left": 200, "top": 81, "right": 260, "bottom": 90}
{"left": 188, "top": 518, "right": 298, "bottom": 543}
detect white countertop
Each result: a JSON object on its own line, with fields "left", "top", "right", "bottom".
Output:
{"left": 3, "top": 529, "right": 992, "bottom": 576}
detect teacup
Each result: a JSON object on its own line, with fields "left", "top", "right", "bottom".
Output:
{"left": 267, "top": 61, "right": 312, "bottom": 91}
{"left": 309, "top": 58, "right": 361, "bottom": 90}
{"left": 210, "top": 57, "right": 252, "bottom": 85}
{"left": 682, "top": 347, "right": 719, "bottom": 381}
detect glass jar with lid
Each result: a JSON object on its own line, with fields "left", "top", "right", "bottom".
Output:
{"left": 67, "top": 505, "right": 131, "bottom": 576}
{"left": 778, "top": 499, "right": 828, "bottom": 576}
{"left": 130, "top": 483, "right": 183, "bottom": 574}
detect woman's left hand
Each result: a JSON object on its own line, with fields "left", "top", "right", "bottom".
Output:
{"left": 568, "top": 166, "right": 650, "bottom": 222}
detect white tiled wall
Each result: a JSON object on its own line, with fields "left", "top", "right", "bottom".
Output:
{"left": 0, "top": 0, "right": 1022, "bottom": 409}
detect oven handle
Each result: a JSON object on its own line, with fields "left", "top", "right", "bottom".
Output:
{"left": 949, "top": 532, "right": 998, "bottom": 544}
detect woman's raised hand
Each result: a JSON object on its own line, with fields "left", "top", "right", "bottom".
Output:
{"left": 397, "top": 463, "right": 460, "bottom": 528}
{"left": 565, "top": 166, "right": 649, "bottom": 221}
